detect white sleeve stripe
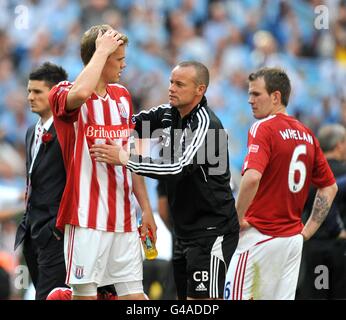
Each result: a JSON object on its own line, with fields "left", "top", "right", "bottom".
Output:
{"left": 250, "top": 115, "right": 276, "bottom": 137}
{"left": 127, "top": 124, "right": 204, "bottom": 174}
{"left": 134, "top": 104, "right": 170, "bottom": 116}
{"left": 127, "top": 108, "right": 208, "bottom": 173}
{"left": 129, "top": 109, "right": 207, "bottom": 169}
{"left": 127, "top": 107, "right": 210, "bottom": 174}
{"left": 127, "top": 112, "right": 204, "bottom": 172}
{"left": 128, "top": 107, "right": 208, "bottom": 170}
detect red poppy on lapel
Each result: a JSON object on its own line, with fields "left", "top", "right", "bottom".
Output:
{"left": 42, "top": 132, "right": 53, "bottom": 144}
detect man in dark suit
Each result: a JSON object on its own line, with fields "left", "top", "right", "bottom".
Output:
{"left": 14, "top": 62, "right": 68, "bottom": 300}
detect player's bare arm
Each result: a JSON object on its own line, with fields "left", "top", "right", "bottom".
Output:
{"left": 66, "top": 29, "right": 124, "bottom": 111}
{"left": 236, "top": 169, "right": 262, "bottom": 230}
{"left": 301, "top": 183, "right": 338, "bottom": 240}
{"left": 132, "top": 173, "right": 157, "bottom": 242}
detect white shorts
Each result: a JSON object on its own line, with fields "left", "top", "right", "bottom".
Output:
{"left": 224, "top": 227, "right": 303, "bottom": 300}
{"left": 64, "top": 225, "right": 143, "bottom": 291}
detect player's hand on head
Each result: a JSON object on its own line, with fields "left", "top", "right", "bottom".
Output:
{"left": 95, "top": 29, "right": 124, "bottom": 56}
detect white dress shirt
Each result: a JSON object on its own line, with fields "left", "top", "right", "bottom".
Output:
{"left": 29, "top": 116, "right": 53, "bottom": 174}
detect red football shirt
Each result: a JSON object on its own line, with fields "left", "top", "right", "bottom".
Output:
{"left": 242, "top": 113, "right": 335, "bottom": 236}
{"left": 49, "top": 81, "right": 136, "bottom": 232}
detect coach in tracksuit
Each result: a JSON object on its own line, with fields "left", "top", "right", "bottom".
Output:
{"left": 90, "top": 61, "right": 239, "bottom": 300}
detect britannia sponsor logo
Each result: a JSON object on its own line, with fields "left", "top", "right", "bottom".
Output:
{"left": 85, "top": 124, "right": 130, "bottom": 139}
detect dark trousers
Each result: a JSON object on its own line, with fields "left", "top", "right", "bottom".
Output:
{"left": 22, "top": 234, "right": 67, "bottom": 300}
{"left": 297, "top": 238, "right": 346, "bottom": 299}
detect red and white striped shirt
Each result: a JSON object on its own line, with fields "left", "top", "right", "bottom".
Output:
{"left": 49, "top": 81, "right": 136, "bottom": 232}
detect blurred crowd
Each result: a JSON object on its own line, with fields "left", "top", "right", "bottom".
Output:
{"left": 1, "top": 0, "right": 346, "bottom": 299}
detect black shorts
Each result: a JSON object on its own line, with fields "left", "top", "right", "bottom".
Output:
{"left": 172, "top": 231, "right": 238, "bottom": 299}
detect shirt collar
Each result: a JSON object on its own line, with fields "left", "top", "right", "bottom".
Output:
{"left": 40, "top": 116, "right": 54, "bottom": 132}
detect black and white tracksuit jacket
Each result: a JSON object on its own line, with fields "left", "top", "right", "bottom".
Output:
{"left": 127, "top": 96, "right": 239, "bottom": 239}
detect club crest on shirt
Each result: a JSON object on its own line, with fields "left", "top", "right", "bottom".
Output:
{"left": 75, "top": 266, "right": 84, "bottom": 279}
{"left": 117, "top": 103, "right": 128, "bottom": 119}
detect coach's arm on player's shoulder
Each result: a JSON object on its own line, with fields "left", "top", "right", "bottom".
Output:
{"left": 91, "top": 129, "right": 215, "bottom": 182}
{"left": 301, "top": 183, "right": 338, "bottom": 241}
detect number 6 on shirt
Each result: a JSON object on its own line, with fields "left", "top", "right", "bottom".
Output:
{"left": 288, "top": 144, "right": 307, "bottom": 193}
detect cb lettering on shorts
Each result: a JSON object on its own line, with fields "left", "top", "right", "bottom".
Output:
{"left": 193, "top": 271, "right": 209, "bottom": 282}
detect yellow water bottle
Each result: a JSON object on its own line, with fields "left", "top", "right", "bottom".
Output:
{"left": 139, "top": 226, "right": 158, "bottom": 260}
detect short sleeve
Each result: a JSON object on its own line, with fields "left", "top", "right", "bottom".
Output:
{"left": 242, "top": 124, "right": 271, "bottom": 175}
{"left": 48, "top": 81, "right": 80, "bottom": 123}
